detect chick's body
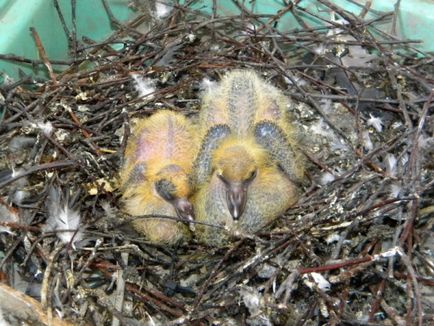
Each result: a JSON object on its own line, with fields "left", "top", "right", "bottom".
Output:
{"left": 120, "top": 111, "right": 197, "bottom": 244}
{"left": 194, "top": 70, "right": 303, "bottom": 244}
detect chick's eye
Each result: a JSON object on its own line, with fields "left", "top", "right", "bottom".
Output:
{"left": 155, "top": 179, "right": 176, "bottom": 201}
{"left": 246, "top": 170, "right": 257, "bottom": 183}
{"left": 217, "top": 173, "right": 229, "bottom": 186}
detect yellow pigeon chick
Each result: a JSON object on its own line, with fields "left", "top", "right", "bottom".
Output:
{"left": 192, "top": 70, "right": 304, "bottom": 244}
{"left": 119, "top": 111, "right": 197, "bottom": 244}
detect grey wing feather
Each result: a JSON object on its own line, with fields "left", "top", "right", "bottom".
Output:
{"left": 192, "top": 124, "right": 231, "bottom": 186}
{"left": 254, "top": 121, "right": 302, "bottom": 183}
{"left": 123, "top": 163, "right": 146, "bottom": 187}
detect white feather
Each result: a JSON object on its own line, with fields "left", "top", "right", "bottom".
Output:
{"left": 101, "top": 201, "right": 116, "bottom": 219}
{"left": 330, "top": 138, "right": 349, "bottom": 151}
{"left": 33, "top": 121, "right": 54, "bottom": 136}
{"left": 200, "top": 78, "right": 217, "bottom": 91}
{"left": 241, "top": 23, "right": 256, "bottom": 36}
{"left": 319, "top": 99, "right": 332, "bottom": 113}
{"left": 11, "top": 190, "right": 29, "bottom": 205}
{"left": 284, "top": 75, "right": 307, "bottom": 87}
{"left": 367, "top": 114, "right": 383, "bottom": 132}
{"left": 239, "top": 286, "right": 261, "bottom": 316}
{"left": 55, "top": 206, "right": 82, "bottom": 244}
{"left": 390, "top": 183, "right": 402, "bottom": 198}
{"left": 314, "top": 44, "right": 327, "bottom": 55}
{"left": 385, "top": 153, "right": 397, "bottom": 176}
{"left": 186, "top": 33, "right": 196, "bottom": 42}
{"left": 362, "top": 130, "right": 373, "bottom": 151}
{"left": 45, "top": 187, "right": 82, "bottom": 247}
{"left": 320, "top": 172, "right": 335, "bottom": 185}
{"left": 310, "top": 119, "right": 330, "bottom": 137}
{"left": 131, "top": 74, "right": 156, "bottom": 99}
{"left": 325, "top": 233, "right": 341, "bottom": 244}
{"left": 155, "top": 2, "right": 172, "bottom": 18}
{"left": 11, "top": 168, "right": 25, "bottom": 179}
{"left": 418, "top": 135, "right": 433, "bottom": 148}
{"left": 310, "top": 272, "right": 331, "bottom": 291}
{"left": 400, "top": 153, "right": 409, "bottom": 167}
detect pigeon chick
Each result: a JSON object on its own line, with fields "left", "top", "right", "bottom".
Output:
{"left": 119, "top": 110, "right": 197, "bottom": 244}
{"left": 192, "top": 70, "right": 304, "bottom": 244}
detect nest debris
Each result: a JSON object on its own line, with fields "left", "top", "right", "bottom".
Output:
{"left": 0, "top": 1, "right": 433, "bottom": 325}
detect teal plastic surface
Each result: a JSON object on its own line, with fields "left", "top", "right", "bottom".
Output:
{"left": 185, "top": 0, "right": 434, "bottom": 53}
{"left": 1, "top": 0, "right": 433, "bottom": 81}
{"left": 0, "top": 0, "right": 135, "bottom": 81}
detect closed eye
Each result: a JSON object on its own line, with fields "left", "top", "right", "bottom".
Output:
{"left": 217, "top": 173, "right": 229, "bottom": 186}
{"left": 155, "top": 179, "right": 176, "bottom": 202}
{"left": 246, "top": 169, "right": 257, "bottom": 183}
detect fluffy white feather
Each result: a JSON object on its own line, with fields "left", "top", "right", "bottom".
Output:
{"left": 367, "top": 114, "right": 383, "bottom": 132}
{"left": 330, "top": 138, "right": 349, "bottom": 151}
{"left": 390, "top": 183, "right": 402, "bottom": 198}
{"left": 319, "top": 99, "right": 333, "bottom": 113}
{"left": 33, "top": 121, "right": 54, "bottom": 136}
{"left": 199, "top": 78, "right": 217, "bottom": 91}
{"left": 10, "top": 168, "right": 21, "bottom": 179}
{"left": 385, "top": 153, "right": 397, "bottom": 176}
{"left": 418, "top": 135, "right": 433, "bottom": 148}
{"left": 101, "top": 201, "right": 116, "bottom": 219}
{"left": 131, "top": 74, "right": 156, "bottom": 99}
{"left": 362, "top": 130, "right": 373, "bottom": 151}
{"left": 310, "top": 272, "right": 331, "bottom": 291}
{"left": 239, "top": 286, "right": 261, "bottom": 316}
{"left": 11, "top": 190, "right": 29, "bottom": 205}
{"left": 314, "top": 44, "right": 327, "bottom": 55}
{"left": 325, "top": 233, "right": 341, "bottom": 244}
{"left": 310, "top": 119, "right": 330, "bottom": 137}
{"left": 320, "top": 171, "right": 336, "bottom": 185}
{"left": 284, "top": 75, "right": 307, "bottom": 87}
{"left": 45, "top": 187, "right": 82, "bottom": 247}
{"left": 155, "top": 2, "right": 172, "bottom": 18}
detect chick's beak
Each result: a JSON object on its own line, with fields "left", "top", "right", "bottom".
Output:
{"left": 226, "top": 183, "right": 247, "bottom": 220}
{"left": 172, "top": 197, "right": 195, "bottom": 222}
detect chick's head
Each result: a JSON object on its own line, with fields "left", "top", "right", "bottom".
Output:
{"left": 153, "top": 164, "right": 194, "bottom": 222}
{"left": 212, "top": 138, "right": 268, "bottom": 220}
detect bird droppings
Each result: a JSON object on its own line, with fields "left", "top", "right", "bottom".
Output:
{"left": 0, "top": 1, "right": 433, "bottom": 325}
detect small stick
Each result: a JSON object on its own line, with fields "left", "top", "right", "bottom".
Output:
{"left": 391, "top": 0, "right": 401, "bottom": 36}
{"left": 112, "top": 249, "right": 128, "bottom": 326}
{"left": 0, "top": 53, "right": 74, "bottom": 66}
{"left": 0, "top": 160, "right": 76, "bottom": 189}
{"left": 41, "top": 244, "right": 64, "bottom": 321}
{"left": 101, "top": 0, "right": 121, "bottom": 28}
{"left": 30, "top": 27, "right": 57, "bottom": 83}
{"left": 368, "top": 279, "right": 386, "bottom": 322}
{"left": 71, "top": 0, "right": 78, "bottom": 58}
{"left": 53, "top": 0, "right": 73, "bottom": 50}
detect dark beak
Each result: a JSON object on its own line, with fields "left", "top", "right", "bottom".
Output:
{"left": 172, "top": 197, "right": 195, "bottom": 222}
{"left": 226, "top": 182, "right": 247, "bottom": 220}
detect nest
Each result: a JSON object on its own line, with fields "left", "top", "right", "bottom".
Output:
{"left": 0, "top": 1, "right": 433, "bottom": 325}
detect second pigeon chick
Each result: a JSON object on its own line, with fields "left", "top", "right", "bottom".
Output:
{"left": 119, "top": 111, "right": 197, "bottom": 244}
{"left": 193, "top": 70, "right": 304, "bottom": 244}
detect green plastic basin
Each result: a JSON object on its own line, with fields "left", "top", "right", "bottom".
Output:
{"left": 0, "top": 0, "right": 433, "bottom": 82}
